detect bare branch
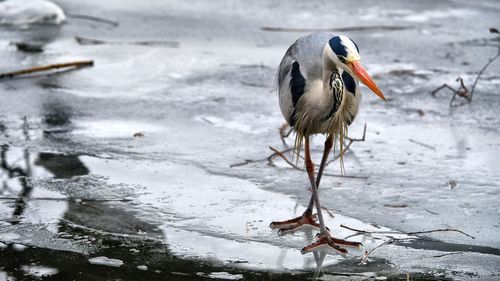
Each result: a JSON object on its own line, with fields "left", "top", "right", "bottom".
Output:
{"left": 431, "top": 27, "right": 500, "bottom": 107}
{"left": 407, "top": 228, "right": 475, "bottom": 239}
{"left": 408, "top": 138, "right": 436, "bottom": 150}
{"left": 429, "top": 251, "right": 464, "bottom": 258}
{"left": 269, "top": 146, "right": 302, "bottom": 170}
{"left": 68, "top": 14, "right": 119, "bottom": 27}
{"left": 326, "top": 123, "right": 367, "bottom": 166}
{"left": 321, "top": 206, "right": 335, "bottom": 219}
{"left": 279, "top": 123, "right": 293, "bottom": 147}
{"left": 340, "top": 224, "right": 475, "bottom": 239}
{"left": 0, "top": 61, "right": 93, "bottom": 80}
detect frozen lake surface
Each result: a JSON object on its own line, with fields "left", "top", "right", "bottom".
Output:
{"left": 0, "top": 0, "right": 499, "bottom": 280}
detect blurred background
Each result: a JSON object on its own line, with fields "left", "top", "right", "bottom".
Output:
{"left": 0, "top": 0, "right": 499, "bottom": 280}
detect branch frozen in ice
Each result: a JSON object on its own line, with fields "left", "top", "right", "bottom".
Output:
{"left": 431, "top": 28, "right": 500, "bottom": 107}
{"left": 68, "top": 14, "right": 119, "bottom": 27}
{"left": 0, "top": 60, "right": 94, "bottom": 80}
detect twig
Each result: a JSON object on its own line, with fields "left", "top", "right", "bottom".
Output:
{"left": 0, "top": 60, "right": 93, "bottom": 80}
{"left": 230, "top": 124, "right": 368, "bottom": 179}
{"left": 228, "top": 147, "right": 296, "bottom": 168}
{"left": 469, "top": 44, "right": 500, "bottom": 100}
{"left": 321, "top": 206, "right": 335, "bottom": 219}
{"left": 429, "top": 251, "right": 464, "bottom": 258}
{"left": 383, "top": 203, "right": 408, "bottom": 208}
{"left": 425, "top": 209, "right": 439, "bottom": 215}
{"left": 279, "top": 123, "right": 293, "bottom": 147}
{"left": 407, "top": 228, "right": 475, "bottom": 239}
{"left": 268, "top": 147, "right": 295, "bottom": 162}
{"left": 269, "top": 146, "right": 302, "bottom": 170}
{"left": 75, "top": 36, "right": 179, "bottom": 48}
{"left": 321, "top": 172, "right": 367, "bottom": 179}
{"left": 340, "top": 224, "right": 374, "bottom": 234}
{"left": 353, "top": 224, "right": 473, "bottom": 264}
{"left": 326, "top": 123, "right": 367, "bottom": 166}
{"left": 267, "top": 146, "right": 366, "bottom": 178}
{"left": 361, "top": 239, "right": 393, "bottom": 265}
{"left": 261, "top": 25, "right": 413, "bottom": 33}
{"left": 68, "top": 14, "right": 119, "bottom": 27}
{"left": 340, "top": 224, "right": 474, "bottom": 239}
{"left": 229, "top": 159, "right": 264, "bottom": 168}
{"left": 345, "top": 123, "right": 367, "bottom": 142}
{"left": 0, "top": 197, "right": 132, "bottom": 202}
{"left": 431, "top": 28, "right": 500, "bottom": 107}
{"left": 408, "top": 138, "right": 436, "bottom": 150}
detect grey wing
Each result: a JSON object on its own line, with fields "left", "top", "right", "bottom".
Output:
{"left": 277, "top": 47, "right": 294, "bottom": 125}
{"left": 277, "top": 45, "right": 293, "bottom": 90}
{"left": 277, "top": 33, "right": 333, "bottom": 125}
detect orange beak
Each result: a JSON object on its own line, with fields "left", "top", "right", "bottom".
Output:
{"left": 349, "top": 61, "right": 386, "bottom": 101}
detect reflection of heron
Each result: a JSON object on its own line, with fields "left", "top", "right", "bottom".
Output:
{"left": 270, "top": 33, "right": 386, "bottom": 253}
{"left": 0, "top": 143, "right": 32, "bottom": 225}
{"left": 0, "top": 118, "right": 87, "bottom": 225}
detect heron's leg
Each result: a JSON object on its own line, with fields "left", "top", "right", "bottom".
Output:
{"left": 304, "top": 134, "right": 334, "bottom": 215}
{"left": 301, "top": 136, "right": 363, "bottom": 255}
{"left": 270, "top": 135, "right": 322, "bottom": 234}
{"left": 303, "top": 136, "right": 328, "bottom": 234}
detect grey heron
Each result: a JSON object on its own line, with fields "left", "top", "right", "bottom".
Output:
{"left": 270, "top": 32, "right": 386, "bottom": 254}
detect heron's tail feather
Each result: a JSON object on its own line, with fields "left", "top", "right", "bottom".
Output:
{"left": 292, "top": 129, "right": 304, "bottom": 164}
{"left": 331, "top": 122, "right": 348, "bottom": 175}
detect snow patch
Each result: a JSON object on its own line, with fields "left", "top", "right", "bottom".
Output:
{"left": 0, "top": 232, "right": 20, "bottom": 241}
{"left": 21, "top": 265, "right": 59, "bottom": 278}
{"left": 88, "top": 256, "right": 124, "bottom": 267}
{"left": 208, "top": 272, "right": 244, "bottom": 280}
{"left": 0, "top": 0, "right": 66, "bottom": 25}
{"left": 74, "top": 119, "right": 164, "bottom": 139}
{"left": 12, "top": 243, "right": 27, "bottom": 251}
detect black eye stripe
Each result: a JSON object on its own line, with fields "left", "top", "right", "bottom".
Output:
{"left": 328, "top": 36, "right": 348, "bottom": 58}
{"left": 338, "top": 56, "right": 346, "bottom": 63}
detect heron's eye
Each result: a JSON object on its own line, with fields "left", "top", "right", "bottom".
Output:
{"left": 338, "top": 56, "right": 347, "bottom": 63}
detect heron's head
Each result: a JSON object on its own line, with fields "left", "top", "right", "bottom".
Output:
{"left": 326, "top": 35, "right": 386, "bottom": 101}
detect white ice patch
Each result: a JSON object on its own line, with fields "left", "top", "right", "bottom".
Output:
{"left": 194, "top": 114, "right": 272, "bottom": 134}
{"left": 21, "top": 265, "right": 59, "bottom": 278}
{"left": 0, "top": 0, "right": 66, "bottom": 25}
{"left": 74, "top": 119, "right": 164, "bottom": 139}
{"left": 88, "top": 256, "right": 124, "bottom": 267}
{"left": 0, "top": 232, "right": 20, "bottom": 241}
{"left": 402, "top": 9, "right": 475, "bottom": 22}
{"left": 77, "top": 156, "right": 409, "bottom": 271}
{"left": 208, "top": 272, "right": 244, "bottom": 280}
{"left": 358, "top": 7, "right": 474, "bottom": 23}
{"left": 367, "top": 62, "right": 418, "bottom": 76}
{"left": 12, "top": 243, "right": 27, "bottom": 251}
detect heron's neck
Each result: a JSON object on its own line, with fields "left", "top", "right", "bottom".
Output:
{"left": 321, "top": 47, "right": 340, "bottom": 93}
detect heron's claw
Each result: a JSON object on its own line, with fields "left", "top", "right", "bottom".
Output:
{"left": 270, "top": 213, "right": 320, "bottom": 235}
{"left": 301, "top": 232, "right": 362, "bottom": 255}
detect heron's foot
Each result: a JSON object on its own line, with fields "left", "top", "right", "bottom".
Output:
{"left": 301, "top": 232, "right": 362, "bottom": 254}
{"left": 269, "top": 213, "right": 320, "bottom": 235}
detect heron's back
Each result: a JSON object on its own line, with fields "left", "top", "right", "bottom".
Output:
{"left": 277, "top": 33, "right": 335, "bottom": 130}
{"left": 278, "top": 32, "right": 333, "bottom": 86}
